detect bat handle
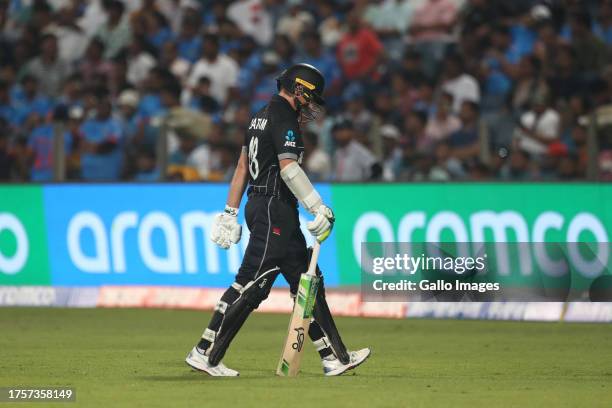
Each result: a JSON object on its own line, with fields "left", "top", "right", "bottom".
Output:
{"left": 306, "top": 241, "right": 321, "bottom": 277}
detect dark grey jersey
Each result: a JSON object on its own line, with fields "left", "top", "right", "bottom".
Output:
{"left": 243, "top": 95, "right": 304, "bottom": 203}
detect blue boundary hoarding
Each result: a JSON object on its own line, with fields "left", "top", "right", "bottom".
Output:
{"left": 43, "top": 184, "right": 339, "bottom": 287}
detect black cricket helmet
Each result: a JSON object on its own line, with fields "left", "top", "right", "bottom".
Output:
{"left": 276, "top": 64, "right": 325, "bottom": 119}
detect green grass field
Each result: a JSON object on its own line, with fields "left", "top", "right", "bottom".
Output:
{"left": 1, "top": 308, "right": 611, "bottom": 408}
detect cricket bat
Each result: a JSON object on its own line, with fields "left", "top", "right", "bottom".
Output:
{"left": 276, "top": 241, "right": 321, "bottom": 376}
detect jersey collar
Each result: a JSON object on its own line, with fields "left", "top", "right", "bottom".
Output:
{"left": 271, "top": 94, "right": 298, "bottom": 119}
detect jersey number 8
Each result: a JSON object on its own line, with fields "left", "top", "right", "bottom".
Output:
{"left": 248, "top": 137, "right": 259, "bottom": 179}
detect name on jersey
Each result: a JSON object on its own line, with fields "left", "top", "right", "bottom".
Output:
{"left": 249, "top": 118, "right": 268, "bottom": 130}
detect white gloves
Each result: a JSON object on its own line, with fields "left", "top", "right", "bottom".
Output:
{"left": 307, "top": 204, "right": 335, "bottom": 243}
{"left": 210, "top": 206, "right": 242, "bottom": 249}
{"left": 211, "top": 203, "right": 333, "bottom": 247}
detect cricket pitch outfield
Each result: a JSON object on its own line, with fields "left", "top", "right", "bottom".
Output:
{"left": 1, "top": 308, "right": 611, "bottom": 407}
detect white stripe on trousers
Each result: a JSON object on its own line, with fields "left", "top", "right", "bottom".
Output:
{"left": 254, "top": 195, "right": 274, "bottom": 280}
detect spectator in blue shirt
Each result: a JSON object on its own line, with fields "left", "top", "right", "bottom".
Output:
{"left": 594, "top": 0, "right": 612, "bottom": 44}
{"left": 509, "top": 21, "right": 537, "bottom": 61}
{"left": 250, "top": 51, "right": 281, "bottom": 113}
{"left": 202, "top": 0, "right": 228, "bottom": 28}
{"left": 236, "top": 37, "right": 263, "bottom": 96}
{"left": 298, "top": 31, "right": 342, "bottom": 110}
{"left": 299, "top": 31, "right": 341, "bottom": 84}
{"left": 132, "top": 146, "right": 159, "bottom": 181}
{"left": 9, "top": 77, "right": 26, "bottom": 107}
{"left": 14, "top": 75, "right": 54, "bottom": 127}
{"left": 0, "top": 80, "right": 18, "bottom": 128}
{"left": 57, "top": 74, "right": 84, "bottom": 111}
{"left": 480, "top": 26, "right": 515, "bottom": 111}
{"left": 486, "top": 24, "right": 527, "bottom": 81}
{"left": 560, "top": 3, "right": 612, "bottom": 45}
{"left": 176, "top": 12, "right": 202, "bottom": 63}
{"left": 27, "top": 106, "right": 72, "bottom": 181}
{"left": 79, "top": 91, "right": 125, "bottom": 180}
{"left": 272, "top": 34, "right": 295, "bottom": 71}
{"left": 449, "top": 101, "right": 481, "bottom": 164}
{"left": 117, "top": 89, "right": 144, "bottom": 143}
{"left": 146, "top": 11, "right": 173, "bottom": 50}
{"left": 137, "top": 67, "right": 168, "bottom": 118}
{"left": 217, "top": 18, "right": 243, "bottom": 54}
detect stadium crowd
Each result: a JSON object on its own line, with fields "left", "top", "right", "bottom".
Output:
{"left": 0, "top": 0, "right": 611, "bottom": 182}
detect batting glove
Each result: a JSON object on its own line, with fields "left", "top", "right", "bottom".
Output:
{"left": 307, "top": 204, "right": 335, "bottom": 243}
{"left": 210, "top": 205, "right": 242, "bottom": 249}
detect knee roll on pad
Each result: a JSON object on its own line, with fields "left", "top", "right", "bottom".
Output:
{"left": 230, "top": 281, "right": 244, "bottom": 292}
{"left": 220, "top": 282, "right": 242, "bottom": 306}
{"left": 205, "top": 284, "right": 243, "bottom": 336}
{"left": 241, "top": 267, "right": 280, "bottom": 308}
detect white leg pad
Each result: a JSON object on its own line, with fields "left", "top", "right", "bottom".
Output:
{"left": 202, "top": 328, "right": 216, "bottom": 342}
{"left": 313, "top": 336, "right": 331, "bottom": 351}
{"left": 214, "top": 301, "right": 228, "bottom": 314}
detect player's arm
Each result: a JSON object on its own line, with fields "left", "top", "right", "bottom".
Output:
{"left": 279, "top": 158, "right": 335, "bottom": 243}
{"left": 274, "top": 120, "right": 334, "bottom": 242}
{"left": 226, "top": 149, "right": 249, "bottom": 209}
{"left": 210, "top": 150, "right": 248, "bottom": 249}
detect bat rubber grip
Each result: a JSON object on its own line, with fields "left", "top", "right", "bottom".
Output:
{"left": 306, "top": 241, "right": 320, "bottom": 276}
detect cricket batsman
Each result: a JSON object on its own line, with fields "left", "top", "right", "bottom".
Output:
{"left": 185, "top": 63, "right": 371, "bottom": 376}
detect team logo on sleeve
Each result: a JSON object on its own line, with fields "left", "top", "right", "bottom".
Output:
{"left": 284, "top": 130, "right": 296, "bottom": 147}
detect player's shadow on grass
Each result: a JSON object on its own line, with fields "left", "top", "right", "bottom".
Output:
{"left": 139, "top": 370, "right": 389, "bottom": 381}
{"left": 139, "top": 374, "right": 200, "bottom": 382}
{"left": 139, "top": 370, "right": 328, "bottom": 382}
{"left": 139, "top": 360, "right": 379, "bottom": 381}
{"left": 139, "top": 369, "right": 284, "bottom": 382}
{"left": 138, "top": 373, "right": 245, "bottom": 382}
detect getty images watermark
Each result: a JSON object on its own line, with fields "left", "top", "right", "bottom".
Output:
{"left": 360, "top": 242, "right": 612, "bottom": 302}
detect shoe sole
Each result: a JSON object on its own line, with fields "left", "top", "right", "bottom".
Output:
{"left": 186, "top": 357, "right": 215, "bottom": 376}
{"left": 185, "top": 356, "right": 239, "bottom": 377}
{"left": 325, "top": 349, "right": 372, "bottom": 377}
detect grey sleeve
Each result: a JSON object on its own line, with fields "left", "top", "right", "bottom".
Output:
{"left": 278, "top": 152, "right": 298, "bottom": 161}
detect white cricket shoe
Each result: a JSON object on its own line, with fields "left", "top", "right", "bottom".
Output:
{"left": 322, "top": 348, "right": 371, "bottom": 376}
{"left": 185, "top": 347, "right": 239, "bottom": 377}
